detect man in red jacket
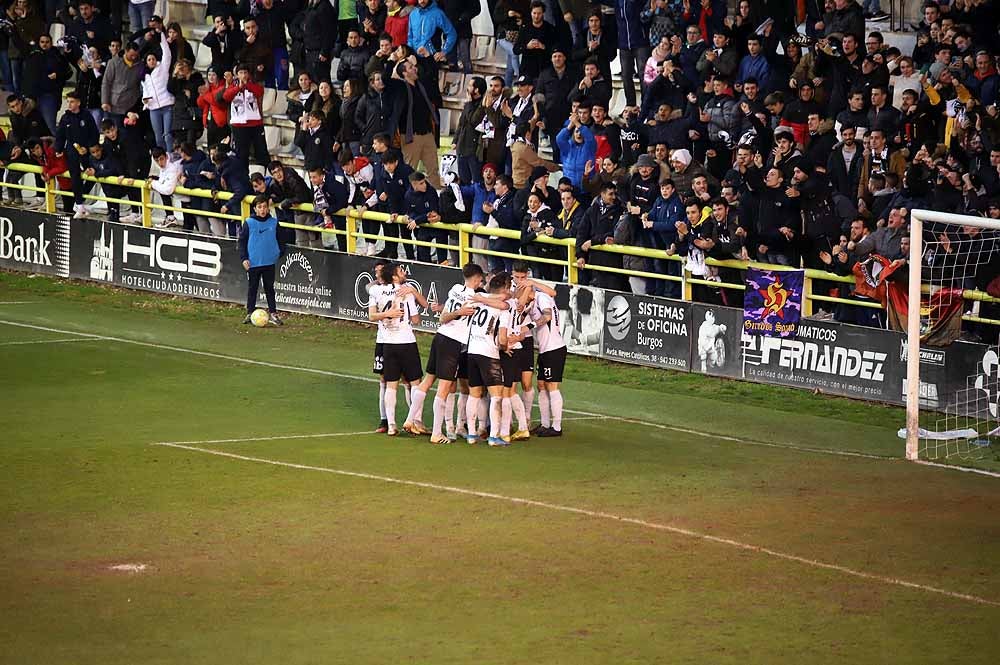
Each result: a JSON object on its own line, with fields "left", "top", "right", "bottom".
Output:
{"left": 222, "top": 64, "right": 269, "bottom": 166}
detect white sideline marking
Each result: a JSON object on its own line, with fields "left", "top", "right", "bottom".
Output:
{"left": 0, "top": 337, "right": 95, "bottom": 347}
{"left": 155, "top": 431, "right": 379, "bottom": 446}
{"left": 153, "top": 440, "right": 1000, "bottom": 608}
{"left": 108, "top": 563, "right": 147, "bottom": 573}
{"left": 3, "top": 318, "right": 1000, "bottom": 478}
{"left": 0, "top": 301, "right": 38, "bottom": 305}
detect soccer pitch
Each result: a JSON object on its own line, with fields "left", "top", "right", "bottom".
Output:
{"left": 2, "top": 271, "right": 1000, "bottom": 664}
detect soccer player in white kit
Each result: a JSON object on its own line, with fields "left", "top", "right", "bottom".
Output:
{"left": 510, "top": 262, "right": 557, "bottom": 430}
{"left": 465, "top": 273, "right": 511, "bottom": 447}
{"left": 412, "top": 263, "right": 509, "bottom": 444}
{"left": 368, "top": 262, "right": 425, "bottom": 436}
{"left": 531, "top": 281, "right": 568, "bottom": 436}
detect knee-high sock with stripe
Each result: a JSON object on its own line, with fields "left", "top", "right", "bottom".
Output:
{"left": 549, "top": 390, "right": 563, "bottom": 431}
{"left": 384, "top": 385, "right": 398, "bottom": 427}
{"left": 538, "top": 390, "right": 551, "bottom": 428}
{"left": 406, "top": 387, "right": 427, "bottom": 425}
{"left": 489, "top": 396, "right": 503, "bottom": 438}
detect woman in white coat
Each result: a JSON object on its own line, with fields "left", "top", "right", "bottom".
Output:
{"left": 141, "top": 30, "right": 175, "bottom": 150}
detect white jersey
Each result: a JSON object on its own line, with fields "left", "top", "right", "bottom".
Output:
{"left": 532, "top": 291, "right": 565, "bottom": 354}
{"left": 371, "top": 283, "right": 417, "bottom": 344}
{"left": 437, "top": 283, "right": 475, "bottom": 343}
{"left": 466, "top": 303, "right": 505, "bottom": 359}
{"left": 506, "top": 297, "right": 526, "bottom": 350}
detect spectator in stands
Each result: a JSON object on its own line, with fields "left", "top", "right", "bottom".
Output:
{"left": 237, "top": 17, "right": 271, "bottom": 83}
{"left": 168, "top": 59, "right": 204, "bottom": 147}
{"left": 224, "top": 63, "right": 268, "bottom": 166}
{"left": 296, "top": 110, "right": 333, "bottom": 171}
{"left": 556, "top": 114, "right": 596, "bottom": 190}
{"left": 573, "top": 10, "right": 615, "bottom": 77}
{"left": 383, "top": 0, "right": 412, "bottom": 48}
{"left": 535, "top": 49, "right": 576, "bottom": 164}
{"left": 148, "top": 146, "right": 181, "bottom": 227}
{"left": 201, "top": 14, "right": 243, "bottom": 76}
{"left": 393, "top": 58, "right": 441, "bottom": 189}
{"left": 364, "top": 33, "right": 395, "bottom": 77}
{"left": 211, "top": 144, "right": 251, "bottom": 236}
{"left": 438, "top": 0, "right": 479, "bottom": 74}
{"left": 308, "top": 165, "right": 349, "bottom": 249}
{"left": 247, "top": 0, "right": 295, "bottom": 89}
{"left": 66, "top": 1, "right": 113, "bottom": 55}
{"left": 454, "top": 76, "right": 486, "bottom": 184}
{"left": 177, "top": 141, "right": 214, "bottom": 233}
{"left": 407, "top": 0, "right": 456, "bottom": 65}
{"left": 337, "top": 79, "right": 364, "bottom": 158}
{"left": 359, "top": 0, "right": 388, "bottom": 45}
{"left": 54, "top": 90, "right": 98, "bottom": 219}
{"left": 494, "top": 0, "right": 529, "bottom": 87}
{"left": 485, "top": 173, "right": 520, "bottom": 272}
{"left": 267, "top": 159, "right": 313, "bottom": 239}
{"left": 569, "top": 59, "right": 612, "bottom": 110}
{"left": 373, "top": 149, "right": 413, "bottom": 258}
{"left": 300, "top": 0, "right": 336, "bottom": 83}
{"left": 471, "top": 76, "right": 511, "bottom": 172}
{"left": 141, "top": 30, "right": 174, "bottom": 150}
{"left": 744, "top": 165, "right": 798, "bottom": 265}
{"left": 697, "top": 26, "right": 739, "bottom": 83}
{"left": 403, "top": 171, "right": 448, "bottom": 263}
{"left": 308, "top": 80, "right": 342, "bottom": 138}
{"left": 514, "top": 2, "right": 559, "bottom": 82}
{"left": 737, "top": 34, "right": 770, "bottom": 91}
{"left": 338, "top": 29, "right": 371, "bottom": 84}
{"left": 129, "top": 0, "right": 156, "bottom": 35}
{"left": 577, "top": 180, "right": 626, "bottom": 291}
{"left": 197, "top": 69, "right": 230, "bottom": 147}
{"left": 356, "top": 71, "right": 396, "bottom": 157}
{"left": 510, "top": 122, "right": 556, "bottom": 190}
{"left": 4, "top": 0, "right": 46, "bottom": 95}
{"left": 23, "top": 33, "right": 71, "bottom": 135}
{"left": 27, "top": 138, "right": 71, "bottom": 212}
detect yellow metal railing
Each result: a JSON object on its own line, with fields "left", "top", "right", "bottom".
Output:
{"left": 3, "top": 160, "right": 999, "bottom": 324}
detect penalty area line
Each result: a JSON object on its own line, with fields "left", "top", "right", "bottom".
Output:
{"left": 0, "top": 337, "right": 98, "bottom": 346}
{"left": 3, "top": 318, "right": 999, "bottom": 478}
{"left": 153, "top": 440, "right": 1000, "bottom": 608}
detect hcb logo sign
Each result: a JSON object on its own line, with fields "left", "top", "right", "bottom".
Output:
{"left": 122, "top": 230, "right": 222, "bottom": 278}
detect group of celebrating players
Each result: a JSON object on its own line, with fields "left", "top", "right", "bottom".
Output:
{"left": 367, "top": 259, "right": 568, "bottom": 446}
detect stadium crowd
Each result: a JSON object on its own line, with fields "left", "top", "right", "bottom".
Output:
{"left": 0, "top": 0, "right": 999, "bottom": 329}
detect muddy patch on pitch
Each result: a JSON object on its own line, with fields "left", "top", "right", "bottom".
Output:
{"left": 107, "top": 563, "right": 149, "bottom": 574}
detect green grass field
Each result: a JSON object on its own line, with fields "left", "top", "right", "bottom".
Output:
{"left": 3, "top": 271, "right": 1000, "bottom": 664}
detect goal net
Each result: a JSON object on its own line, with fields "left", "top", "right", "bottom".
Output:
{"left": 905, "top": 209, "right": 1000, "bottom": 461}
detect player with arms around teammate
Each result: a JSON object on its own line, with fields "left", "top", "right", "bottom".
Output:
{"left": 369, "top": 261, "right": 427, "bottom": 436}
{"left": 532, "top": 279, "right": 568, "bottom": 436}
{"left": 465, "top": 273, "right": 511, "bottom": 447}
{"left": 417, "top": 264, "right": 510, "bottom": 444}
{"left": 510, "top": 261, "right": 557, "bottom": 430}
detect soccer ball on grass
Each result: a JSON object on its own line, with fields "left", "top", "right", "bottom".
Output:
{"left": 250, "top": 308, "right": 270, "bottom": 327}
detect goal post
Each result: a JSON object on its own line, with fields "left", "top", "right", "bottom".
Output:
{"left": 905, "top": 208, "right": 1000, "bottom": 461}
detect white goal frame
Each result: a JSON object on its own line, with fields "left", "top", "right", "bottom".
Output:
{"left": 905, "top": 209, "right": 1000, "bottom": 460}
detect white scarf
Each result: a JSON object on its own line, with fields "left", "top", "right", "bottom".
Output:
{"left": 443, "top": 172, "right": 466, "bottom": 212}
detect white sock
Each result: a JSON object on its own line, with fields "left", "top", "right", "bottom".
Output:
{"left": 378, "top": 381, "right": 386, "bottom": 419}
{"left": 538, "top": 390, "right": 551, "bottom": 428}
{"left": 384, "top": 386, "right": 398, "bottom": 427}
{"left": 456, "top": 393, "right": 468, "bottom": 429}
{"left": 432, "top": 395, "right": 446, "bottom": 438}
{"left": 511, "top": 394, "right": 528, "bottom": 432}
{"left": 445, "top": 392, "right": 456, "bottom": 433}
{"left": 489, "top": 396, "right": 502, "bottom": 438}
{"left": 521, "top": 388, "right": 535, "bottom": 423}
{"left": 406, "top": 387, "right": 427, "bottom": 425}
{"left": 550, "top": 390, "right": 563, "bottom": 431}
{"left": 403, "top": 383, "right": 412, "bottom": 408}
{"left": 501, "top": 397, "right": 513, "bottom": 437}
{"left": 478, "top": 399, "right": 488, "bottom": 433}
{"left": 465, "top": 396, "right": 479, "bottom": 435}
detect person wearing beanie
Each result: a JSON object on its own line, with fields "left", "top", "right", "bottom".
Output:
{"left": 239, "top": 195, "right": 285, "bottom": 326}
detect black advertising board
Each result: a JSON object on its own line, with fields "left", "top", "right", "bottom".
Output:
{"left": 689, "top": 303, "right": 744, "bottom": 378}
{"left": 904, "top": 339, "right": 998, "bottom": 416}
{"left": 602, "top": 292, "right": 690, "bottom": 371}
{"left": 0, "top": 208, "right": 70, "bottom": 278}
{"left": 741, "top": 318, "right": 905, "bottom": 403}
{"left": 71, "top": 220, "right": 246, "bottom": 303}
{"left": 330, "top": 253, "right": 460, "bottom": 332}
{"left": 273, "top": 248, "right": 336, "bottom": 316}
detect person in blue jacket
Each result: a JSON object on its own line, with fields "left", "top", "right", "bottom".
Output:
{"left": 239, "top": 194, "right": 286, "bottom": 326}
{"left": 556, "top": 117, "right": 596, "bottom": 191}
{"left": 407, "top": 0, "right": 457, "bottom": 59}
{"left": 645, "top": 178, "right": 685, "bottom": 298}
